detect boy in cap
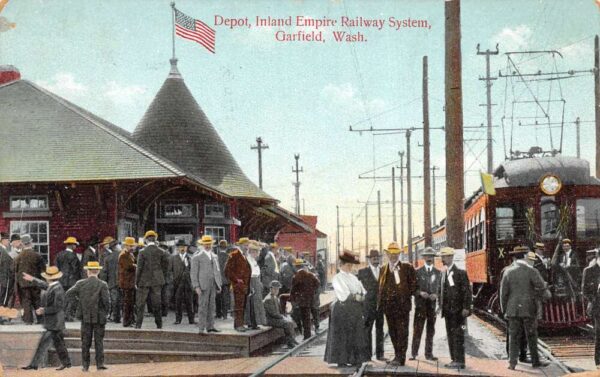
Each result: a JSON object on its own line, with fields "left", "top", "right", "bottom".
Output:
{"left": 66, "top": 261, "right": 110, "bottom": 372}
{"left": 358, "top": 249, "right": 385, "bottom": 361}
{"left": 264, "top": 280, "right": 298, "bottom": 348}
{"left": 21, "top": 267, "right": 72, "bottom": 370}
{"left": 55, "top": 236, "right": 81, "bottom": 321}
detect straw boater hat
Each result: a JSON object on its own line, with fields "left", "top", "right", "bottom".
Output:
{"left": 144, "top": 230, "right": 158, "bottom": 239}
{"left": 368, "top": 249, "right": 380, "bottom": 258}
{"left": 270, "top": 242, "right": 278, "bottom": 248}
{"left": 293, "top": 258, "right": 307, "bottom": 266}
{"left": 84, "top": 261, "right": 102, "bottom": 270}
{"left": 439, "top": 247, "right": 455, "bottom": 256}
{"left": 527, "top": 251, "right": 538, "bottom": 261}
{"left": 420, "top": 247, "right": 436, "bottom": 257}
{"left": 248, "top": 241, "right": 261, "bottom": 251}
{"left": 237, "top": 237, "right": 249, "bottom": 245}
{"left": 123, "top": 237, "right": 136, "bottom": 247}
{"left": 510, "top": 245, "right": 530, "bottom": 255}
{"left": 283, "top": 246, "right": 293, "bottom": 252}
{"left": 534, "top": 242, "right": 544, "bottom": 249}
{"left": 385, "top": 242, "right": 401, "bottom": 254}
{"left": 101, "top": 236, "right": 115, "bottom": 246}
{"left": 339, "top": 250, "right": 360, "bottom": 264}
{"left": 63, "top": 236, "right": 79, "bottom": 245}
{"left": 198, "top": 235, "right": 214, "bottom": 246}
{"left": 41, "top": 266, "right": 63, "bottom": 280}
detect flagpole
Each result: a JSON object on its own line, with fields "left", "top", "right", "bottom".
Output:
{"left": 170, "top": 2, "right": 176, "bottom": 60}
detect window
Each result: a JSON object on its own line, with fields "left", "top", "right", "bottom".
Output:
{"left": 204, "top": 204, "right": 225, "bottom": 218}
{"left": 204, "top": 226, "right": 225, "bottom": 242}
{"left": 496, "top": 204, "right": 527, "bottom": 241}
{"left": 162, "top": 203, "right": 195, "bottom": 218}
{"left": 541, "top": 197, "right": 559, "bottom": 239}
{"left": 10, "top": 221, "right": 49, "bottom": 264}
{"left": 118, "top": 220, "right": 134, "bottom": 241}
{"left": 10, "top": 195, "right": 49, "bottom": 211}
{"left": 576, "top": 198, "right": 600, "bottom": 239}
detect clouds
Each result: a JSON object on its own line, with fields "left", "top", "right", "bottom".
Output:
{"left": 321, "top": 82, "right": 386, "bottom": 118}
{"left": 38, "top": 72, "right": 88, "bottom": 99}
{"left": 103, "top": 81, "right": 146, "bottom": 105}
{"left": 492, "top": 25, "right": 532, "bottom": 52}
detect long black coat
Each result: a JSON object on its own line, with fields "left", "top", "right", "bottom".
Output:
{"left": 0, "top": 245, "right": 14, "bottom": 288}
{"left": 170, "top": 253, "right": 192, "bottom": 288}
{"left": 32, "top": 278, "right": 66, "bottom": 331}
{"left": 55, "top": 249, "right": 81, "bottom": 288}
{"left": 65, "top": 276, "right": 110, "bottom": 324}
{"left": 357, "top": 266, "right": 379, "bottom": 316}
{"left": 440, "top": 264, "right": 472, "bottom": 318}
{"left": 583, "top": 263, "right": 600, "bottom": 316}
{"left": 15, "top": 248, "right": 45, "bottom": 288}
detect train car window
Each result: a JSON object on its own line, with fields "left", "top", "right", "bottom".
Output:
{"left": 496, "top": 205, "right": 527, "bottom": 241}
{"left": 576, "top": 199, "right": 600, "bottom": 239}
{"left": 541, "top": 196, "right": 559, "bottom": 239}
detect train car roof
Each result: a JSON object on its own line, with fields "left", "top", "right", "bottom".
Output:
{"left": 493, "top": 155, "right": 600, "bottom": 188}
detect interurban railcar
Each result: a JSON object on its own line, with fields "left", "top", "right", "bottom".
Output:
{"left": 412, "top": 155, "right": 600, "bottom": 329}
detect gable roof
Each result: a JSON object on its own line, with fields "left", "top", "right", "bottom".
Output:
{"left": 0, "top": 79, "right": 190, "bottom": 184}
{"left": 132, "top": 60, "right": 272, "bottom": 201}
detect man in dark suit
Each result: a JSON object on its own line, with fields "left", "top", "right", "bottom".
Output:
{"left": 21, "top": 266, "right": 72, "bottom": 371}
{"left": 439, "top": 247, "right": 472, "bottom": 370}
{"left": 80, "top": 236, "right": 99, "bottom": 279}
{"left": 377, "top": 242, "right": 417, "bottom": 366}
{"left": 289, "top": 259, "right": 320, "bottom": 340}
{"left": 118, "top": 237, "right": 137, "bottom": 327}
{"left": 582, "top": 248, "right": 600, "bottom": 367}
{"left": 264, "top": 280, "right": 298, "bottom": 348}
{"left": 100, "top": 238, "right": 121, "bottom": 323}
{"left": 66, "top": 261, "right": 110, "bottom": 372}
{"left": 411, "top": 247, "right": 441, "bottom": 361}
{"left": 224, "top": 237, "right": 252, "bottom": 332}
{"left": 557, "top": 239, "right": 579, "bottom": 268}
{"left": 216, "top": 240, "right": 230, "bottom": 319}
{"left": 170, "top": 239, "right": 195, "bottom": 324}
{"left": 532, "top": 242, "right": 549, "bottom": 281}
{"left": 261, "top": 243, "right": 280, "bottom": 298}
{"left": 135, "top": 230, "right": 169, "bottom": 329}
{"left": 357, "top": 249, "right": 385, "bottom": 361}
{"left": 55, "top": 237, "right": 81, "bottom": 322}
{"left": 14, "top": 234, "right": 45, "bottom": 325}
{"left": 501, "top": 246, "right": 549, "bottom": 370}
{"left": 0, "top": 232, "right": 14, "bottom": 324}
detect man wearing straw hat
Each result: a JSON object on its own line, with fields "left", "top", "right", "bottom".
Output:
{"left": 135, "top": 230, "right": 169, "bottom": 329}
{"left": 191, "top": 235, "right": 222, "bottom": 334}
{"left": 377, "top": 241, "right": 417, "bottom": 366}
{"left": 65, "top": 261, "right": 110, "bottom": 372}
{"left": 56, "top": 236, "right": 81, "bottom": 321}
{"left": 21, "top": 266, "right": 72, "bottom": 370}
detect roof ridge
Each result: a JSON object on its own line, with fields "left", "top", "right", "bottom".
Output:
{"left": 22, "top": 80, "right": 189, "bottom": 178}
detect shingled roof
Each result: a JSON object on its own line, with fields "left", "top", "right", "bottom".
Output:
{"left": 132, "top": 60, "right": 272, "bottom": 201}
{"left": 0, "top": 79, "right": 188, "bottom": 183}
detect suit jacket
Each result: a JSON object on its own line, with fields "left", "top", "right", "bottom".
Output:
{"left": 170, "top": 253, "right": 192, "bottom": 288}
{"left": 190, "top": 251, "right": 222, "bottom": 291}
{"left": 280, "top": 262, "right": 296, "bottom": 291}
{"left": 135, "top": 244, "right": 169, "bottom": 287}
{"left": 500, "top": 261, "right": 546, "bottom": 318}
{"left": 263, "top": 292, "right": 284, "bottom": 321}
{"left": 15, "top": 248, "right": 45, "bottom": 288}
{"left": 357, "top": 266, "right": 380, "bottom": 315}
{"left": 217, "top": 249, "right": 229, "bottom": 285}
{"left": 0, "top": 245, "right": 14, "bottom": 288}
{"left": 55, "top": 249, "right": 81, "bottom": 288}
{"left": 582, "top": 263, "right": 600, "bottom": 316}
{"left": 66, "top": 276, "right": 110, "bottom": 324}
{"left": 32, "top": 278, "right": 65, "bottom": 331}
{"left": 223, "top": 249, "right": 251, "bottom": 293}
{"left": 261, "top": 252, "right": 280, "bottom": 289}
{"left": 81, "top": 246, "right": 98, "bottom": 278}
{"left": 415, "top": 264, "right": 441, "bottom": 310}
{"left": 441, "top": 264, "right": 472, "bottom": 317}
{"left": 290, "top": 269, "right": 320, "bottom": 308}
{"left": 118, "top": 250, "right": 136, "bottom": 289}
{"left": 558, "top": 250, "right": 580, "bottom": 268}
{"left": 100, "top": 250, "right": 120, "bottom": 289}
{"left": 377, "top": 261, "right": 417, "bottom": 313}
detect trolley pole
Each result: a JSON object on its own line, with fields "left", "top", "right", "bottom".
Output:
{"left": 251, "top": 137, "right": 269, "bottom": 189}
{"left": 432, "top": 166, "right": 439, "bottom": 226}
{"left": 399, "top": 152, "right": 405, "bottom": 249}
{"left": 477, "top": 44, "right": 499, "bottom": 174}
{"left": 377, "top": 190, "right": 383, "bottom": 254}
{"left": 406, "top": 131, "right": 414, "bottom": 263}
{"left": 445, "top": 0, "right": 465, "bottom": 250}
{"left": 351, "top": 214, "right": 354, "bottom": 253}
{"left": 595, "top": 35, "right": 600, "bottom": 177}
{"left": 365, "top": 204, "right": 369, "bottom": 255}
{"left": 392, "top": 167, "right": 397, "bottom": 242}
{"left": 423, "top": 56, "right": 432, "bottom": 247}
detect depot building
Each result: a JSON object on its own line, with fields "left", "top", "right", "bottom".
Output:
{"left": 0, "top": 61, "right": 312, "bottom": 264}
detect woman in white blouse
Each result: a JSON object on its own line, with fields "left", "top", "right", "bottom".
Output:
{"left": 324, "top": 250, "right": 370, "bottom": 367}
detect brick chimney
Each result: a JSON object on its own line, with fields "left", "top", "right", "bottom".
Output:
{"left": 0, "top": 66, "right": 21, "bottom": 85}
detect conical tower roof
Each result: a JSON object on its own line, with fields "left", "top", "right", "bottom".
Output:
{"left": 132, "top": 60, "right": 272, "bottom": 200}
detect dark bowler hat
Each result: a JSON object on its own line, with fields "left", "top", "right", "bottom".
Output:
{"left": 10, "top": 234, "right": 20, "bottom": 242}
{"left": 368, "top": 249, "right": 380, "bottom": 258}
{"left": 339, "top": 250, "right": 360, "bottom": 264}
{"left": 176, "top": 239, "right": 188, "bottom": 247}
{"left": 270, "top": 280, "right": 282, "bottom": 289}
{"left": 0, "top": 232, "right": 8, "bottom": 240}
{"left": 420, "top": 247, "right": 436, "bottom": 257}
{"left": 510, "top": 245, "right": 530, "bottom": 255}
{"left": 87, "top": 235, "right": 100, "bottom": 246}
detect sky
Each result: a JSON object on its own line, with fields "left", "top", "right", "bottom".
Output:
{"left": 1, "top": 0, "right": 599, "bottom": 262}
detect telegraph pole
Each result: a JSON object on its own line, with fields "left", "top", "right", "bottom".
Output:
{"left": 432, "top": 166, "right": 439, "bottom": 226}
{"left": 392, "top": 167, "right": 397, "bottom": 242}
{"left": 576, "top": 117, "right": 581, "bottom": 159}
{"left": 595, "top": 35, "right": 600, "bottom": 177}
{"left": 477, "top": 44, "right": 499, "bottom": 174}
{"left": 445, "top": 0, "right": 465, "bottom": 249}
{"left": 377, "top": 190, "right": 383, "bottom": 253}
{"left": 292, "top": 154, "right": 303, "bottom": 215}
{"left": 399, "top": 152, "right": 405, "bottom": 249}
{"left": 336, "top": 205, "right": 340, "bottom": 267}
{"left": 250, "top": 137, "right": 269, "bottom": 189}
{"left": 365, "top": 204, "right": 369, "bottom": 254}
{"left": 423, "top": 56, "right": 432, "bottom": 247}
{"left": 351, "top": 214, "right": 355, "bottom": 252}
{"left": 406, "top": 131, "right": 414, "bottom": 263}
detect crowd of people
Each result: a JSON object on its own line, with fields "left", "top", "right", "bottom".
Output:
{"left": 0, "top": 231, "right": 327, "bottom": 372}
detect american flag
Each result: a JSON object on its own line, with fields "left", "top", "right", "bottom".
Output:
{"left": 175, "top": 9, "right": 215, "bottom": 54}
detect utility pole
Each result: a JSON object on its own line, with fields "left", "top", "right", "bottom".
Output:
{"left": 336, "top": 205, "right": 340, "bottom": 267}
{"left": 477, "top": 44, "right": 499, "bottom": 174}
{"left": 377, "top": 190, "right": 383, "bottom": 253}
{"left": 423, "top": 56, "right": 432, "bottom": 247}
{"left": 595, "top": 35, "right": 600, "bottom": 177}
{"left": 406, "top": 131, "right": 413, "bottom": 263}
{"left": 576, "top": 117, "right": 581, "bottom": 159}
{"left": 302, "top": 199, "right": 306, "bottom": 215}
{"left": 250, "top": 137, "right": 269, "bottom": 189}
{"left": 351, "top": 214, "right": 355, "bottom": 253}
{"left": 399, "top": 152, "right": 405, "bottom": 249}
{"left": 445, "top": 0, "right": 465, "bottom": 249}
{"left": 432, "top": 166, "right": 439, "bottom": 226}
{"left": 292, "top": 154, "right": 303, "bottom": 215}
{"left": 365, "top": 204, "right": 369, "bottom": 255}
{"left": 392, "top": 167, "right": 397, "bottom": 242}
